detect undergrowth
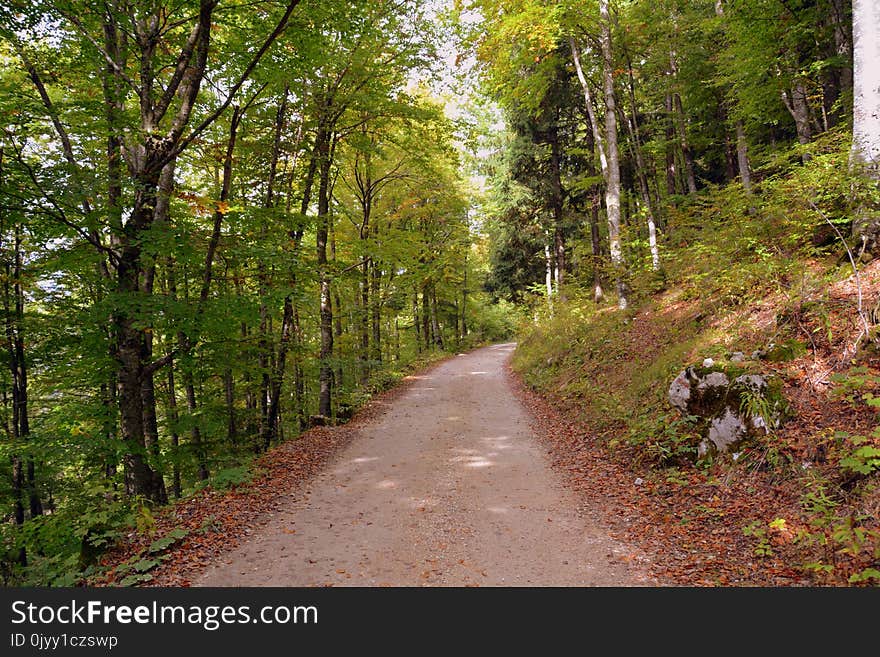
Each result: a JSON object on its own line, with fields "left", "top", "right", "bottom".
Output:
{"left": 512, "top": 133, "right": 880, "bottom": 585}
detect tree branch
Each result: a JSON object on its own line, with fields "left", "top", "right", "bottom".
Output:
{"left": 168, "top": 0, "right": 303, "bottom": 163}
{"left": 56, "top": 8, "right": 140, "bottom": 95}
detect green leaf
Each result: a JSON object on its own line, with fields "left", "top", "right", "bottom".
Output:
{"left": 131, "top": 558, "right": 161, "bottom": 573}
{"left": 848, "top": 568, "right": 880, "bottom": 584}
{"left": 147, "top": 528, "right": 189, "bottom": 554}
{"left": 119, "top": 573, "right": 154, "bottom": 587}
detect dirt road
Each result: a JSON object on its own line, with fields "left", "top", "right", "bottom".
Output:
{"left": 196, "top": 343, "right": 655, "bottom": 586}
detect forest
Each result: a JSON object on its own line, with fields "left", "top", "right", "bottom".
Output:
{"left": 1, "top": 0, "right": 878, "bottom": 587}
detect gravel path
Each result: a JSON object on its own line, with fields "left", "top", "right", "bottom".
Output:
{"left": 195, "top": 343, "right": 655, "bottom": 586}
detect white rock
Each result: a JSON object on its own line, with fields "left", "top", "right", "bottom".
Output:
{"left": 634, "top": 477, "right": 644, "bottom": 486}
{"left": 703, "top": 358, "right": 715, "bottom": 368}
{"left": 697, "top": 371, "right": 730, "bottom": 391}
{"left": 706, "top": 408, "right": 748, "bottom": 453}
{"left": 668, "top": 370, "right": 692, "bottom": 412}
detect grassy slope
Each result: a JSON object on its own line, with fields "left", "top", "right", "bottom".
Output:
{"left": 512, "top": 142, "right": 880, "bottom": 586}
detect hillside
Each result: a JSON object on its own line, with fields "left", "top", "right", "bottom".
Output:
{"left": 510, "top": 166, "right": 880, "bottom": 586}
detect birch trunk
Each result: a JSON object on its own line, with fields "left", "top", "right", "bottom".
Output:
{"left": 599, "top": 0, "right": 628, "bottom": 309}
{"left": 851, "top": 0, "right": 880, "bottom": 172}
{"left": 851, "top": 0, "right": 880, "bottom": 254}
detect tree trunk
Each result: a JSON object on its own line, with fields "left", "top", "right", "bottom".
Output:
{"left": 331, "top": 222, "right": 344, "bottom": 395}
{"left": 714, "top": 0, "right": 752, "bottom": 194}
{"left": 827, "top": 0, "right": 853, "bottom": 127}
{"left": 617, "top": 18, "right": 661, "bottom": 269}
{"left": 115, "top": 239, "right": 168, "bottom": 501}
{"left": 461, "top": 260, "right": 468, "bottom": 338}
{"left": 422, "top": 289, "right": 432, "bottom": 348}
{"left": 599, "top": 0, "right": 628, "bottom": 310}
{"left": 569, "top": 44, "right": 608, "bottom": 302}
{"left": 782, "top": 81, "right": 813, "bottom": 161}
{"left": 224, "top": 368, "right": 237, "bottom": 446}
{"left": 430, "top": 286, "right": 444, "bottom": 349}
{"left": 664, "top": 93, "right": 678, "bottom": 196}
{"left": 316, "top": 127, "right": 334, "bottom": 418}
{"left": 851, "top": 0, "right": 880, "bottom": 254}
{"left": 670, "top": 50, "right": 698, "bottom": 195}
{"left": 264, "top": 296, "right": 294, "bottom": 450}
{"left": 183, "top": 367, "right": 209, "bottom": 481}
{"left": 293, "top": 304, "right": 306, "bottom": 431}
{"left": 548, "top": 124, "right": 566, "bottom": 292}
{"left": 544, "top": 241, "right": 554, "bottom": 302}
{"left": 166, "top": 258, "right": 208, "bottom": 482}
{"left": 2, "top": 214, "right": 34, "bottom": 566}
{"left": 590, "top": 193, "right": 605, "bottom": 303}
{"left": 164, "top": 354, "right": 182, "bottom": 500}
{"left": 140, "top": 162, "right": 175, "bottom": 481}
{"left": 360, "top": 258, "right": 370, "bottom": 383}
{"left": 371, "top": 257, "right": 382, "bottom": 365}
{"left": 414, "top": 294, "right": 422, "bottom": 353}
{"left": 735, "top": 120, "right": 753, "bottom": 193}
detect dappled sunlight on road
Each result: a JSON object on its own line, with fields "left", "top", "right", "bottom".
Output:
{"left": 196, "top": 343, "right": 650, "bottom": 588}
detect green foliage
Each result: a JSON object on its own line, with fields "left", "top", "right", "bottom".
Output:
{"left": 0, "top": 0, "right": 516, "bottom": 586}
{"left": 838, "top": 439, "right": 880, "bottom": 477}
{"left": 200, "top": 466, "right": 253, "bottom": 492}
{"left": 763, "top": 340, "right": 808, "bottom": 363}
{"left": 793, "top": 476, "right": 880, "bottom": 585}
{"left": 466, "top": 297, "right": 525, "bottom": 344}
{"left": 830, "top": 367, "right": 880, "bottom": 405}
{"left": 106, "top": 527, "right": 190, "bottom": 587}
{"left": 849, "top": 568, "right": 880, "bottom": 584}
{"left": 147, "top": 528, "right": 189, "bottom": 555}
{"left": 628, "top": 413, "right": 700, "bottom": 467}
{"left": 742, "top": 521, "right": 775, "bottom": 558}
{"left": 739, "top": 388, "right": 774, "bottom": 429}
{"left": 827, "top": 367, "right": 880, "bottom": 479}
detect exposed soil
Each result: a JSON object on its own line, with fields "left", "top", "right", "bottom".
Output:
{"left": 193, "top": 344, "right": 658, "bottom": 587}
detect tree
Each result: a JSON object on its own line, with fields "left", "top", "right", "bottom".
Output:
{"left": 5, "top": 0, "right": 302, "bottom": 502}
{"left": 598, "top": 0, "right": 626, "bottom": 309}
{"left": 851, "top": 0, "right": 880, "bottom": 255}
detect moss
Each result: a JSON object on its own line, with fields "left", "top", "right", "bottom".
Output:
{"left": 765, "top": 376, "right": 793, "bottom": 421}
{"left": 764, "top": 339, "right": 808, "bottom": 362}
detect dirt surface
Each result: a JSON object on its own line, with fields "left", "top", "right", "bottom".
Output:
{"left": 195, "top": 343, "right": 657, "bottom": 587}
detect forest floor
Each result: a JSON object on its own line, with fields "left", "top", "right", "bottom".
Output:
{"left": 99, "top": 344, "right": 661, "bottom": 587}
{"left": 508, "top": 257, "right": 880, "bottom": 587}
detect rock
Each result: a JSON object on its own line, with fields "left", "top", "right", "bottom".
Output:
{"left": 668, "top": 370, "right": 693, "bottom": 413}
{"left": 703, "top": 408, "right": 747, "bottom": 457}
{"left": 634, "top": 477, "right": 644, "bottom": 486}
{"left": 668, "top": 364, "right": 789, "bottom": 458}
{"left": 702, "top": 358, "right": 715, "bottom": 368}
{"left": 729, "top": 351, "right": 745, "bottom": 363}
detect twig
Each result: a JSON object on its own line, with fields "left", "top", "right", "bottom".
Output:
{"left": 806, "top": 198, "right": 872, "bottom": 353}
